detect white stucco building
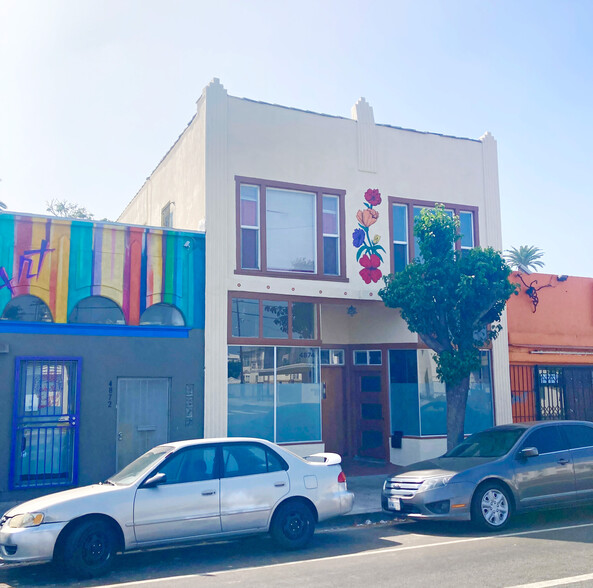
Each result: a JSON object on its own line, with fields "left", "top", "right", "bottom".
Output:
{"left": 118, "top": 78, "right": 511, "bottom": 465}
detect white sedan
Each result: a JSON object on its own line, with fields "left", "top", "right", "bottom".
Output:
{"left": 0, "top": 438, "right": 354, "bottom": 578}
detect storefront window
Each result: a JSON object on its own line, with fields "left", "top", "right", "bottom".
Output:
{"left": 389, "top": 349, "right": 493, "bottom": 438}
{"left": 227, "top": 346, "right": 274, "bottom": 440}
{"left": 227, "top": 346, "right": 321, "bottom": 443}
{"left": 276, "top": 347, "right": 321, "bottom": 443}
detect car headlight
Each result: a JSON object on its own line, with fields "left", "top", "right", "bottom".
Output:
{"left": 8, "top": 513, "right": 45, "bottom": 528}
{"left": 420, "top": 475, "right": 453, "bottom": 492}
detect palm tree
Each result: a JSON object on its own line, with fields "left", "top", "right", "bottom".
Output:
{"left": 505, "top": 245, "right": 545, "bottom": 273}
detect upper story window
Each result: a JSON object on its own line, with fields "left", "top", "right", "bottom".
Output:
{"left": 389, "top": 197, "right": 478, "bottom": 272}
{"left": 2, "top": 295, "right": 53, "bottom": 322}
{"left": 161, "top": 202, "right": 175, "bottom": 227}
{"left": 236, "top": 177, "right": 346, "bottom": 281}
{"left": 68, "top": 296, "right": 125, "bottom": 325}
{"left": 140, "top": 303, "right": 185, "bottom": 326}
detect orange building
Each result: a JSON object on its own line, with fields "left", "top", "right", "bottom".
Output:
{"left": 507, "top": 272, "right": 593, "bottom": 423}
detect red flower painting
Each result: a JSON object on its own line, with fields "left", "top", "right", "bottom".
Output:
{"left": 359, "top": 254, "right": 382, "bottom": 284}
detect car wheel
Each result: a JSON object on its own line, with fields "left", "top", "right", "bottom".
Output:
{"left": 58, "top": 518, "right": 117, "bottom": 579}
{"left": 271, "top": 501, "right": 315, "bottom": 550}
{"left": 471, "top": 482, "right": 512, "bottom": 531}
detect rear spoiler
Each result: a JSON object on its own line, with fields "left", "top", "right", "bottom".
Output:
{"left": 305, "top": 452, "right": 342, "bottom": 466}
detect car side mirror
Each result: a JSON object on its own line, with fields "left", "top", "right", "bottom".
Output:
{"left": 517, "top": 447, "right": 539, "bottom": 460}
{"left": 142, "top": 472, "right": 167, "bottom": 488}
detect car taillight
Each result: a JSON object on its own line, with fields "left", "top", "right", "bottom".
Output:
{"left": 338, "top": 471, "right": 346, "bottom": 483}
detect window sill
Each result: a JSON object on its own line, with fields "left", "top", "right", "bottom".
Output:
{"left": 235, "top": 269, "right": 349, "bottom": 283}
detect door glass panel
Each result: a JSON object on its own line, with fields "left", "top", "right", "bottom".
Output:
{"left": 361, "top": 403, "right": 382, "bottom": 420}
{"left": 361, "top": 375, "right": 381, "bottom": 393}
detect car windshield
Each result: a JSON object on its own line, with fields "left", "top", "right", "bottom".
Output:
{"left": 444, "top": 428, "right": 525, "bottom": 458}
{"left": 108, "top": 445, "right": 173, "bottom": 485}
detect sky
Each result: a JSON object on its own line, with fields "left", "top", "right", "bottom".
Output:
{"left": 1, "top": 0, "right": 592, "bottom": 277}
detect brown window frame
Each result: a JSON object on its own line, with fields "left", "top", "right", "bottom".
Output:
{"left": 235, "top": 176, "right": 348, "bottom": 282}
{"left": 228, "top": 292, "right": 322, "bottom": 346}
{"left": 388, "top": 197, "right": 480, "bottom": 274}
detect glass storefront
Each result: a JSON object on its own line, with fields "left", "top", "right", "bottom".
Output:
{"left": 228, "top": 346, "right": 321, "bottom": 443}
{"left": 389, "top": 349, "right": 493, "bottom": 437}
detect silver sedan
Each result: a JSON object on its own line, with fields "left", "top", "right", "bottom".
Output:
{"left": 382, "top": 421, "right": 593, "bottom": 530}
{"left": 0, "top": 437, "right": 353, "bottom": 578}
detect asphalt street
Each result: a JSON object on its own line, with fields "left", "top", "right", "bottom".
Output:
{"left": 3, "top": 506, "right": 593, "bottom": 588}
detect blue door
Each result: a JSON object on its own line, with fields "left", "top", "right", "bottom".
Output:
{"left": 11, "top": 358, "right": 80, "bottom": 489}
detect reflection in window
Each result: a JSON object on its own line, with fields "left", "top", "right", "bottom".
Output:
{"left": 321, "top": 349, "right": 345, "bottom": 366}
{"left": 2, "top": 295, "right": 53, "bottom": 322}
{"left": 228, "top": 346, "right": 275, "bottom": 441}
{"left": 227, "top": 346, "right": 321, "bottom": 444}
{"left": 231, "top": 298, "right": 259, "bottom": 337}
{"left": 417, "top": 349, "right": 493, "bottom": 435}
{"left": 276, "top": 347, "right": 321, "bottom": 443}
{"left": 266, "top": 188, "right": 316, "bottom": 273}
{"left": 140, "top": 303, "right": 185, "bottom": 326}
{"left": 68, "top": 296, "right": 125, "bottom": 325}
{"left": 263, "top": 301, "right": 289, "bottom": 339}
{"left": 292, "top": 302, "right": 316, "bottom": 340}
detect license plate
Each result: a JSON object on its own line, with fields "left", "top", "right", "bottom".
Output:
{"left": 388, "top": 497, "right": 401, "bottom": 511}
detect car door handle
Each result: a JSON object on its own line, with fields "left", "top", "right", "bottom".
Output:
{"left": 557, "top": 459, "right": 570, "bottom": 465}
{"left": 201, "top": 490, "right": 217, "bottom": 495}
{"left": 274, "top": 482, "right": 286, "bottom": 487}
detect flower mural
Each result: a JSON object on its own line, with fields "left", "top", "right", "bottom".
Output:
{"left": 353, "top": 188, "right": 386, "bottom": 284}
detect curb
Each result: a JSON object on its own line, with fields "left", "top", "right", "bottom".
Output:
{"left": 318, "top": 510, "right": 399, "bottom": 529}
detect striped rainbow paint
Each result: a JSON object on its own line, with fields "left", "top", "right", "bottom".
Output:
{"left": 0, "top": 215, "right": 205, "bottom": 329}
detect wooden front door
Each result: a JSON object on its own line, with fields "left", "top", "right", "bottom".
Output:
{"left": 354, "top": 371, "right": 387, "bottom": 460}
{"left": 321, "top": 366, "right": 346, "bottom": 456}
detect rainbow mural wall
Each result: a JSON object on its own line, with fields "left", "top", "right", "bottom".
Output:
{"left": 0, "top": 214, "right": 205, "bottom": 329}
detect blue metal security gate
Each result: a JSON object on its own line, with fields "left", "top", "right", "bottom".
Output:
{"left": 10, "top": 358, "right": 81, "bottom": 489}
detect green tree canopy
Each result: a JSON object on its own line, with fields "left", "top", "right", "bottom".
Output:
{"left": 46, "top": 199, "right": 94, "bottom": 220}
{"left": 379, "top": 205, "right": 517, "bottom": 449}
{"left": 504, "top": 245, "right": 545, "bottom": 273}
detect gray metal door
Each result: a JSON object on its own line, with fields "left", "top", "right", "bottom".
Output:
{"left": 116, "top": 378, "right": 169, "bottom": 471}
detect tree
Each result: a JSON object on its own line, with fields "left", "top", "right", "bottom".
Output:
{"left": 46, "top": 199, "right": 94, "bottom": 220}
{"left": 504, "top": 245, "right": 545, "bottom": 273}
{"left": 379, "top": 205, "right": 517, "bottom": 450}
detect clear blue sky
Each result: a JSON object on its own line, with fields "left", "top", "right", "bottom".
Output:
{"left": 1, "top": 0, "right": 591, "bottom": 277}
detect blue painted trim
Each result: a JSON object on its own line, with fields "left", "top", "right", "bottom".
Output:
{"left": 10, "top": 357, "right": 83, "bottom": 490}
{"left": 9, "top": 357, "right": 21, "bottom": 490}
{"left": 0, "top": 322, "right": 191, "bottom": 338}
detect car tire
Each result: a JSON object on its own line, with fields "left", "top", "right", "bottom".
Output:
{"left": 471, "top": 482, "right": 512, "bottom": 531}
{"left": 57, "top": 518, "right": 117, "bottom": 579}
{"left": 270, "top": 501, "right": 315, "bottom": 550}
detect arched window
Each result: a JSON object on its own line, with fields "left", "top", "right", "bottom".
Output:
{"left": 68, "top": 296, "right": 125, "bottom": 325}
{"left": 140, "top": 303, "right": 185, "bottom": 326}
{"left": 2, "top": 295, "right": 53, "bottom": 322}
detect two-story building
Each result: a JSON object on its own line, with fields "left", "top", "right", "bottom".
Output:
{"left": 118, "top": 78, "right": 512, "bottom": 465}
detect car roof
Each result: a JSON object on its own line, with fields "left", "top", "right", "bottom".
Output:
{"left": 483, "top": 420, "right": 593, "bottom": 434}
{"left": 157, "top": 437, "right": 279, "bottom": 450}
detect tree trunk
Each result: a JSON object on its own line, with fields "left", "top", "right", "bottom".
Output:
{"left": 445, "top": 376, "right": 471, "bottom": 451}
